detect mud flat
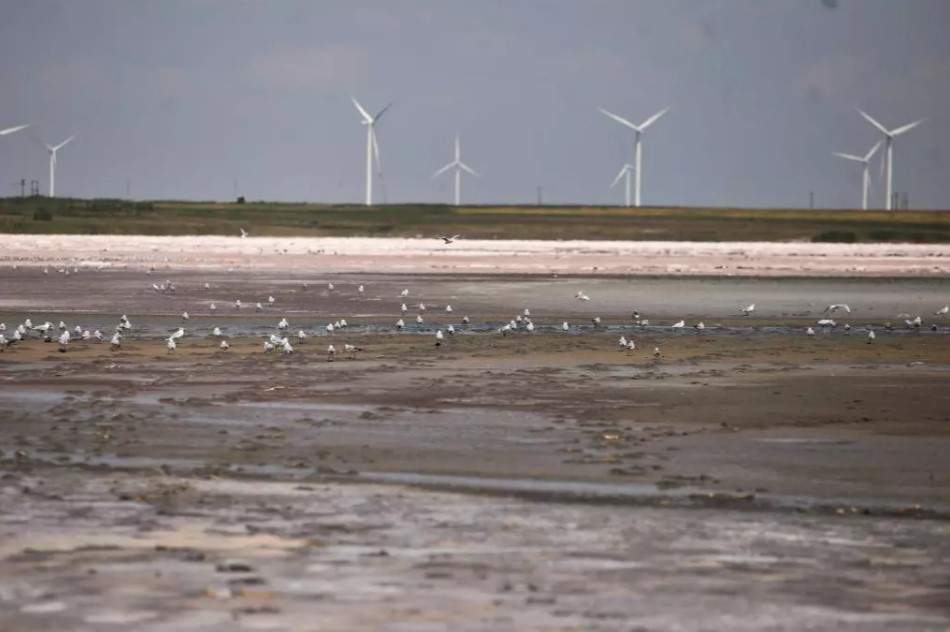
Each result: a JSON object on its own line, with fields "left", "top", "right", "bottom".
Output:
{"left": 1, "top": 246, "right": 949, "bottom": 630}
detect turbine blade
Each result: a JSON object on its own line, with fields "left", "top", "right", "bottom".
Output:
{"left": 890, "top": 119, "right": 923, "bottom": 137}
{"left": 351, "top": 97, "right": 373, "bottom": 123}
{"left": 52, "top": 136, "right": 74, "bottom": 151}
{"left": 864, "top": 140, "right": 882, "bottom": 161}
{"left": 454, "top": 135, "right": 460, "bottom": 161}
{"left": 638, "top": 106, "right": 670, "bottom": 130}
{"left": 610, "top": 165, "right": 627, "bottom": 189}
{"left": 371, "top": 128, "right": 382, "bottom": 174}
{"left": 373, "top": 101, "right": 394, "bottom": 122}
{"left": 458, "top": 161, "right": 478, "bottom": 177}
{"left": 0, "top": 123, "right": 29, "bottom": 136}
{"left": 432, "top": 162, "right": 454, "bottom": 178}
{"left": 597, "top": 107, "right": 639, "bottom": 131}
{"left": 833, "top": 152, "right": 864, "bottom": 162}
{"left": 857, "top": 108, "right": 890, "bottom": 136}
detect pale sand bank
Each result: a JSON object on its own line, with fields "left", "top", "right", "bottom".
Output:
{"left": 1, "top": 234, "right": 949, "bottom": 276}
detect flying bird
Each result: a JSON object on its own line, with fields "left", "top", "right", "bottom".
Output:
{"left": 438, "top": 234, "right": 461, "bottom": 245}
{"left": 824, "top": 304, "right": 852, "bottom": 313}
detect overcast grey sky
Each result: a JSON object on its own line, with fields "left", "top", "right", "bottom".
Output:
{"left": 1, "top": 0, "right": 947, "bottom": 208}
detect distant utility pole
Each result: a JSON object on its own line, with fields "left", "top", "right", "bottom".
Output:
{"left": 902, "top": 193, "right": 909, "bottom": 210}
{"left": 809, "top": 191, "right": 814, "bottom": 209}
{"left": 29, "top": 180, "right": 39, "bottom": 196}
{"left": 18, "top": 178, "right": 25, "bottom": 197}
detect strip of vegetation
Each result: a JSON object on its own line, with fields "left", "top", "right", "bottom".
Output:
{"left": 1, "top": 196, "right": 948, "bottom": 243}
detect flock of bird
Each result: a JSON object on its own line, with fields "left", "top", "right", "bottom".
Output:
{"left": 2, "top": 266, "right": 947, "bottom": 359}
{"left": 2, "top": 235, "right": 947, "bottom": 355}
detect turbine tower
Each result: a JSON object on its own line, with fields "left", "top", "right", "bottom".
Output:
{"left": 857, "top": 109, "right": 923, "bottom": 210}
{"left": 432, "top": 135, "right": 478, "bottom": 206}
{"left": 45, "top": 136, "right": 74, "bottom": 198}
{"left": 598, "top": 105, "right": 669, "bottom": 207}
{"left": 351, "top": 97, "right": 391, "bottom": 206}
{"left": 0, "top": 123, "right": 29, "bottom": 137}
{"left": 610, "top": 163, "right": 635, "bottom": 207}
{"left": 833, "top": 141, "right": 880, "bottom": 210}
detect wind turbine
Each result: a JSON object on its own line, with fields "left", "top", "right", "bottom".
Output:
{"left": 856, "top": 109, "right": 923, "bottom": 210}
{"left": 598, "top": 105, "right": 669, "bottom": 207}
{"left": 1, "top": 123, "right": 29, "bottom": 137}
{"left": 351, "top": 97, "right": 391, "bottom": 206}
{"left": 610, "top": 163, "right": 634, "bottom": 207}
{"left": 833, "top": 141, "right": 880, "bottom": 210}
{"left": 432, "top": 135, "right": 478, "bottom": 206}
{"left": 45, "top": 136, "right": 74, "bottom": 197}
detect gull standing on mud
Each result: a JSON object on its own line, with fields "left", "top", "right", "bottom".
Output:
{"left": 742, "top": 304, "right": 755, "bottom": 316}
{"left": 575, "top": 291, "right": 591, "bottom": 301}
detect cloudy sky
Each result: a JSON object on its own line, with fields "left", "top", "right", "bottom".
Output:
{"left": 1, "top": 0, "right": 947, "bottom": 208}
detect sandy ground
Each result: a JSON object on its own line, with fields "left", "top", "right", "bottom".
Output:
{"left": 2, "top": 234, "right": 950, "bottom": 276}
{"left": 1, "top": 249, "right": 950, "bottom": 630}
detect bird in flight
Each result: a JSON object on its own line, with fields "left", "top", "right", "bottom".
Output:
{"left": 240, "top": 228, "right": 248, "bottom": 239}
{"left": 438, "top": 235, "right": 461, "bottom": 245}
{"left": 824, "top": 304, "right": 852, "bottom": 313}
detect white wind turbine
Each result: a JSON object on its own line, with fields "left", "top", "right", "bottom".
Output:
{"left": 1, "top": 123, "right": 29, "bottom": 137}
{"left": 856, "top": 109, "right": 923, "bottom": 210}
{"left": 610, "top": 163, "right": 635, "bottom": 207}
{"left": 598, "top": 106, "right": 669, "bottom": 207}
{"left": 833, "top": 141, "right": 880, "bottom": 210}
{"left": 432, "top": 135, "right": 478, "bottom": 206}
{"left": 45, "top": 136, "right": 74, "bottom": 197}
{"left": 351, "top": 97, "right": 391, "bottom": 206}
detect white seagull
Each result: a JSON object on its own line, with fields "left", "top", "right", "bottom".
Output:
{"left": 824, "top": 304, "right": 852, "bottom": 313}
